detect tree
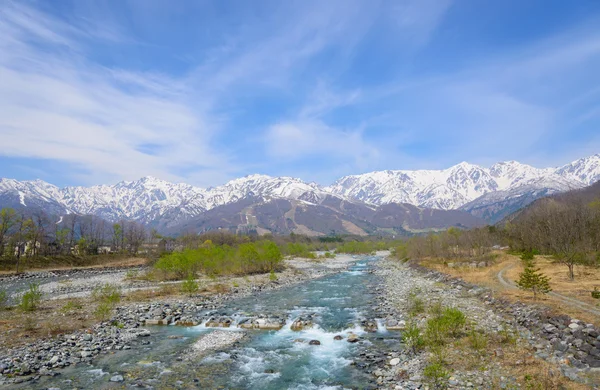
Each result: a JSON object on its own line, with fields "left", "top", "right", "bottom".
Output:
{"left": 516, "top": 259, "right": 552, "bottom": 300}
{"left": 112, "top": 223, "right": 123, "bottom": 252}
{"left": 0, "top": 208, "right": 17, "bottom": 256}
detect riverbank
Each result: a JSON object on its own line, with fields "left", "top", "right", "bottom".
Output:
{"left": 0, "top": 254, "right": 361, "bottom": 386}
{"left": 371, "top": 258, "right": 598, "bottom": 389}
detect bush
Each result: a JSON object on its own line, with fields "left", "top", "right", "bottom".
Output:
{"left": 440, "top": 308, "right": 466, "bottom": 337}
{"left": 269, "top": 270, "right": 277, "bottom": 281}
{"left": 592, "top": 287, "right": 600, "bottom": 299}
{"left": 0, "top": 288, "right": 7, "bottom": 310}
{"left": 423, "top": 363, "right": 450, "bottom": 389}
{"left": 424, "top": 307, "right": 466, "bottom": 345}
{"left": 402, "top": 322, "right": 425, "bottom": 354}
{"left": 181, "top": 274, "right": 199, "bottom": 296}
{"left": 92, "top": 283, "right": 121, "bottom": 321}
{"left": 20, "top": 283, "right": 42, "bottom": 311}
{"left": 408, "top": 289, "right": 425, "bottom": 317}
{"left": 468, "top": 329, "right": 488, "bottom": 352}
{"left": 154, "top": 240, "right": 283, "bottom": 279}
{"left": 335, "top": 241, "right": 388, "bottom": 254}
{"left": 60, "top": 300, "right": 83, "bottom": 315}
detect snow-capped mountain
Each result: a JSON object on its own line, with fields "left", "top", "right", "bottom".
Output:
{"left": 0, "top": 174, "right": 335, "bottom": 226}
{"left": 1, "top": 153, "right": 599, "bottom": 228}
{"left": 327, "top": 155, "right": 600, "bottom": 211}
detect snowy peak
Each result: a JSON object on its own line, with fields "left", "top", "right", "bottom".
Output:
{"left": 328, "top": 154, "right": 599, "bottom": 210}
{"left": 556, "top": 154, "right": 600, "bottom": 185}
{"left": 1, "top": 153, "right": 599, "bottom": 226}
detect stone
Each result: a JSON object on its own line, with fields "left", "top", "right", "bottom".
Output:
{"left": 308, "top": 340, "right": 321, "bottom": 346}
{"left": 110, "top": 375, "right": 124, "bottom": 382}
{"left": 333, "top": 335, "right": 343, "bottom": 341}
{"left": 79, "top": 351, "right": 92, "bottom": 358}
{"left": 347, "top": 333, "right": 360, "bottom": 343}
{"left": 389, "top": 358, "right": 400, "bottom": 366}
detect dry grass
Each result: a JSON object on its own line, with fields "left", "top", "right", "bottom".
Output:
{"left": 0, "top": 298, "right": 95, "bottom": 350}
{"left": 445, "top": 333, "right": 591, "bottom": 389}
{"left": 504, "top": 256, "right": 600, "bottom": 307}
{"left": 0, "top": 256, "right": 148, "bottom": 275}
{"left": 419, "top": 251, "right": 600, "bottom": 326}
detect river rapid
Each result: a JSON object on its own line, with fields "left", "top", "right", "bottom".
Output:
{"left": 27, "top": 255, "right": 401, "bottom": 389}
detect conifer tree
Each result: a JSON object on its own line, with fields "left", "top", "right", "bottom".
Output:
{"left": 516, "top": 259, "right": 552, "bottom": 300}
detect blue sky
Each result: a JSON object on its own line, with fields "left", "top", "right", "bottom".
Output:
{"left": 1, "top": 0, "right": 600, "bottom": 187}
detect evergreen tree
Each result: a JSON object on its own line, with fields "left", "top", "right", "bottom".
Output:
{"left": 516, "top": 260, "right": 552, "bottom": 299}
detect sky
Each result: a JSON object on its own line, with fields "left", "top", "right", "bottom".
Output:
{"left": 1, "top": 0, "right": 600, "bottom": 188}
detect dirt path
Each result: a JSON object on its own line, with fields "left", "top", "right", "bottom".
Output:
{"left": 497, "top": 263, "right": 600, "bottom": 317}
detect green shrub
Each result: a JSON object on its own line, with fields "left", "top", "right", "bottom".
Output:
{"left": 269, "top": 270, "right": 277, "bottom": 281}
{"left": 498, "top": 326, "right": 517, "bottom": 345}
{"left": 423, "top": 362, "right": 450, "bottom": 389}
{"left": 154, "top": 240, "right": 283, "bottom": 279}
{"left": 402, "top": 322, "right": 425, "bottom": 354}
{"left": 92, "top": 283, "right": 121, "bottom": 321}
{"left": 60, "top": 300, "right": 83, "bottom": 315}
{"left": 428, "top": 302, "right": 444, "bottom": 317}
{"left": 19, "top": 283, "right": 42, "bottom": 311}
{"left": 0, "top": 288, "right": 7, "bottom": 310}
{"left": 408, "top": 289, "right": 425, "bottom": 317}
{"left": 424, "top": 307, "right": 466, "bottom": 345}
{"left": 440, "top": 308, "right": 466, "bottom": 337}
{"left": 468, "top": 329, "right": 488, "bottom": 352}
{"left": 335, "top": 241, "right": 388, "bottom": 254}
{"left": 181, "top": 274, "right": 199, "bottom": 296}
{"left": 520, "top": 251, "right": 535, "bottom": 261}
{"left": 592, "top": 287, "right": 600, "bottom": 299}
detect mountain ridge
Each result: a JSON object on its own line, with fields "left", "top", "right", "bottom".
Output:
{"left": 1, "top": 154, "right": 599, "bottom": 230}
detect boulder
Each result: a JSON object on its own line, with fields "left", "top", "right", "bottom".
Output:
{"left": 347, "top": 333, "right": 360, "bottom": 343}
{"left": 386, "top": 319, "right": 406, "bottom": 331}
{"left": 309, "top": 340, "right": 321, "bottom": 346}
{"left": 362, "top": 320, "right": 378, "bottom": 333}
{"left": 291, "top": 318, "right": 313, "bottom": 331}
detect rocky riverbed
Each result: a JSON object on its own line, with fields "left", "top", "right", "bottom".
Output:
{"left": 0, "top": 254, "right": 362, "bottom": 387}
{"left": 363, "top": 259, "right": 600, "bottom": 389}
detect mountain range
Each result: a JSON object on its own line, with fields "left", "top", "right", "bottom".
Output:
{"left": 1, "top": 154, "right": 599, "bottom": 236}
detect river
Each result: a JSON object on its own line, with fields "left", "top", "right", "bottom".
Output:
{"left": 27, "top": 255, "right": 400, "bottom": 389}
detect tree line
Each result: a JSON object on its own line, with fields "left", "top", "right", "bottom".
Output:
{"left": 0, "top": 208, "right": 148, "bottom": 271}
{"left": 399, "top": 194, "right": 600, "bottom": 281}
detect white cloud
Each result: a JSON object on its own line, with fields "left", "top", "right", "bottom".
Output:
{"left": 0, "top": 1, "right": 233, "bottom": 186}
{"left": 266, "top": 120, "right": 379, "bottom": 169}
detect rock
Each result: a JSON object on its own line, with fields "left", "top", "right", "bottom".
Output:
{"left": 333, "top": 335, "right": 343, "bottom": 341}
{"left": 110, "top": 375, "right": 124, "bottom": 382}
{"left": 362, "top": 320, "right": 378, "bottom": 333}
{"left": 291, "top": 318, "right": 312, "bottom": 331}
{"left": 347, "top": 333, "right": 360, "bottom": 343}
{"left": 389, "top": 358, "right": 400, "bottom": 366}
{"left": 308, "top": 340, "right": 321, "bottom": 346}
{"left": 386, "top": 320, "right": 406, "bottom": 331}
{"left": 79, "top": 351, "right": 92, "bottom": 358}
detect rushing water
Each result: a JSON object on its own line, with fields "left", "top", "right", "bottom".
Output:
{"left": 28, "top": 256, "right": 400, "bottom": 389}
